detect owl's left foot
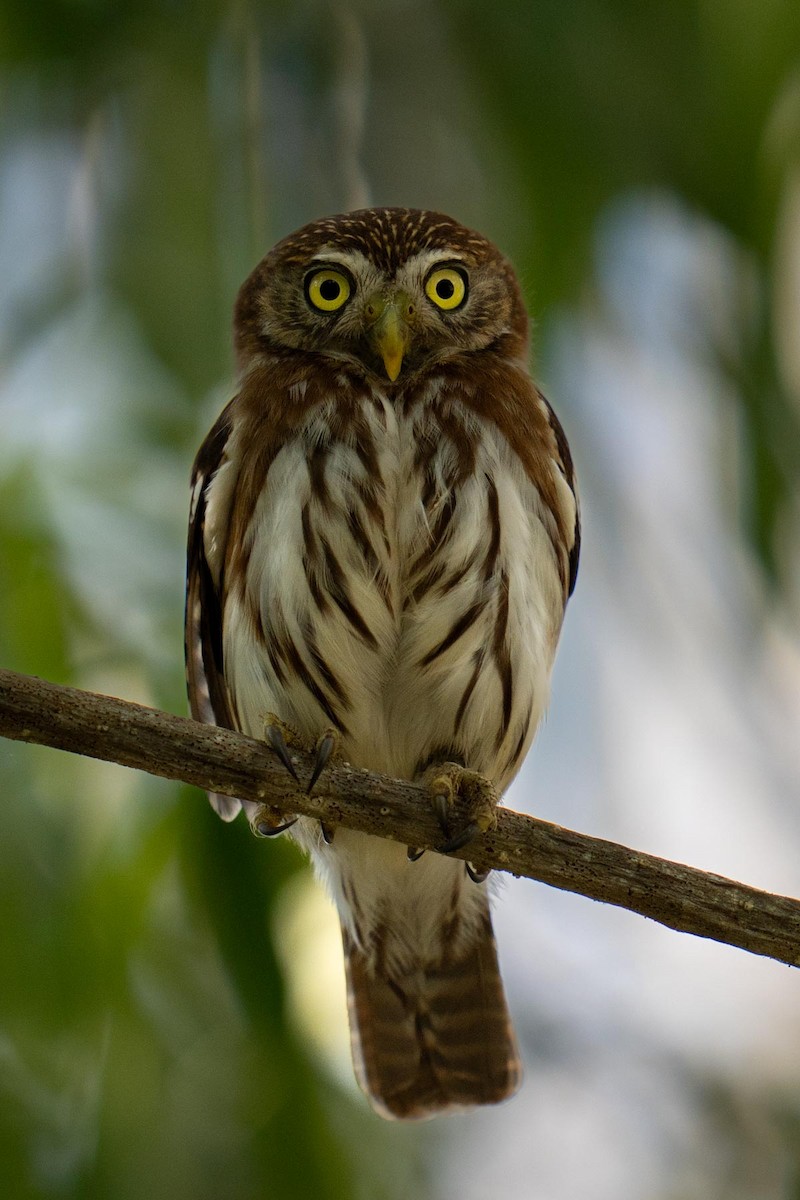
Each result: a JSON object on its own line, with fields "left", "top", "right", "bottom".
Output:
{"left": 421, "top": 762, "right": 499, "bottom": 862}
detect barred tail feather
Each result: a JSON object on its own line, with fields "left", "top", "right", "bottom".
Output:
{"left": 343, "top": 903, "right": 521, "bottom": 1120}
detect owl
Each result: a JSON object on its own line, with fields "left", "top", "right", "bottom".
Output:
{"left": 186, "top": 208, "right": 579, "bottom": 1120}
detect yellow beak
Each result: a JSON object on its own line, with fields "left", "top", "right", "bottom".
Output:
{"left": 369, "top": 300, "right": 412, "bottom": 382}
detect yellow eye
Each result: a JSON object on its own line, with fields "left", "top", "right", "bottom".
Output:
{"left": 306, "top": 269, "right": 351, "bottom": 312}
{"left": 425, "top": 266, "right": 467, "bottom": 311}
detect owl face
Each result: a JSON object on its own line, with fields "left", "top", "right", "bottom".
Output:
{"left": 234, "top": 208, "right": 528, "bottom": 382}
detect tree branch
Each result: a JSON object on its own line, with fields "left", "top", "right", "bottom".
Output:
{"left": 1, "top": 666, "right": 799, "bottom": 968}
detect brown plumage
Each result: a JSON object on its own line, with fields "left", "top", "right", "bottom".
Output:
{"left": 185, "top": 208, "right": 579, "bottom": 1119}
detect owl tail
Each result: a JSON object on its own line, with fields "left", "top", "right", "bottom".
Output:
{"left": 342, "top": 897, "right": 521, "bottom": 1120}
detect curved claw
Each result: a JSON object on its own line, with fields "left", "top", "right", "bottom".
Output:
{"left": 265, "top": 723, "right": 299, "bottom": 782}
{"left": 308, "top": 733, "right": 337, "bottom": 794}
{"left": 432, "top": 790, "right": 450, "bottom": 831}
{"left": 320, "top": 821, "right": 336, "bottom": 844}
{"left": 255, "top": 816, "right": 298, "bottom": 838}
{"left": 407, "top": 846, "right": 425, "bottom": 862}
{"left": 437, "top": 820, "right": 480, "bottom": 855}
{"left": 465, "top": 861, "right": 491, "bottom": 884}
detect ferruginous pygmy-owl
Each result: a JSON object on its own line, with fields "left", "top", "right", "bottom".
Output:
{"left": 185, "top": 207, "right": 579, "bottom": 1120}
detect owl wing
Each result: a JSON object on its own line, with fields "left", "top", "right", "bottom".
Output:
{"left": 185, "top": 401, "right": 242, "bottom": 820}
{"left": 540, "top": 389, "right": 581, "bottom": 600}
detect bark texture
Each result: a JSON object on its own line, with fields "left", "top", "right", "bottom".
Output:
{"left": 1, "top": 667, "right": 799, "bottom": 968}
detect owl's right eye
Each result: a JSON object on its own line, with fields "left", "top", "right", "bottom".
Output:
{"left": 305, "top": 269, "right": 352, "bottom": 312}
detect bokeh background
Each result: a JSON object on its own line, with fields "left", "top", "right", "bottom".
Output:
{"left": 2, "top": 1, "right": 800, "bottom": 1197}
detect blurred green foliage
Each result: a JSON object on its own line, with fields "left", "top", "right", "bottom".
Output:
{"left": 0, "top": 1, "right": 799, "bottom": 1197}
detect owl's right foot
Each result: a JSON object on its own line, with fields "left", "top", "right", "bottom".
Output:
{"left": 253, "top": 809, "right": 298, "bottom": 837}
{"left": 307, "top": 727, "right": 341, "bottom": 795}
{"left": 263, "top": 713, "right": 302, "bottom": 782}
{"left": 252, "top": 713, "right": 305, "bottom": 838}
{"left": 255, "top": 714, "right": 340, "bottom": 843}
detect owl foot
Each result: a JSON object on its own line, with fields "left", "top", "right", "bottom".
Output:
{"left": 421, "top": 762, "right": 499, "bottom": 859}
{"left": 263, "top": 713, "right": 304, "bottom": 783}
{"left": 308, "top": 728, "right": 341, "bottom": 795}
{"left": 465, "top": 861, "right": 491, "bottom": 884}
{"left": 308, "top": 730, "right": 343, "bottom": 845}
{"left": 253, "top": 808, "right": 298, "bottom": 837}
{"left": 258, "top": 715, "right": 338, "bottom": 842}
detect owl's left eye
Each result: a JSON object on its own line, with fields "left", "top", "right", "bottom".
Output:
{"left": 424, "top": 265, "right": 468, "bottom": 311}
{"left": 305, "top": 268, "right": 352, "bottom": 312}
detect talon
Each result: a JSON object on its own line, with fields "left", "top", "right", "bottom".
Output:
{"left": 432, "top": 789, "right": 451, "bottom": 832}
{"left": 407, "top": 846, "right": 425, "bottom": 862}
{"left": 420, "top": 762, "right": 498, "bottom": 858}
{"left": 308, "top": 730, "right": 338, "bottom": 794}
{"left": 252, "top": 799, "right": 298, "bottom": 838}
{"left": 320, "top": 821, "right": 335, "bottom": 844}
{"left": 264, "top": 721, "right": 299, "bottom": 782}
{"left": 465, "top": 861, "right": 490, "bottom": 884}
{"left": 255, "top": 816, "right": 298, "bottom": 838}
{"left": 437, "top": 821, "right": 480, "bottom": 855}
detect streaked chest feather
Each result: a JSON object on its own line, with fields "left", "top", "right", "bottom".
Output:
{"left": 211, "top": 383, "right": 568, "bottom": 790}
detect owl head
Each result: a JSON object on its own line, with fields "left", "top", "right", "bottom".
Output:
{"left": 233, "top": 208, "right": 529, "bottom": 382}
